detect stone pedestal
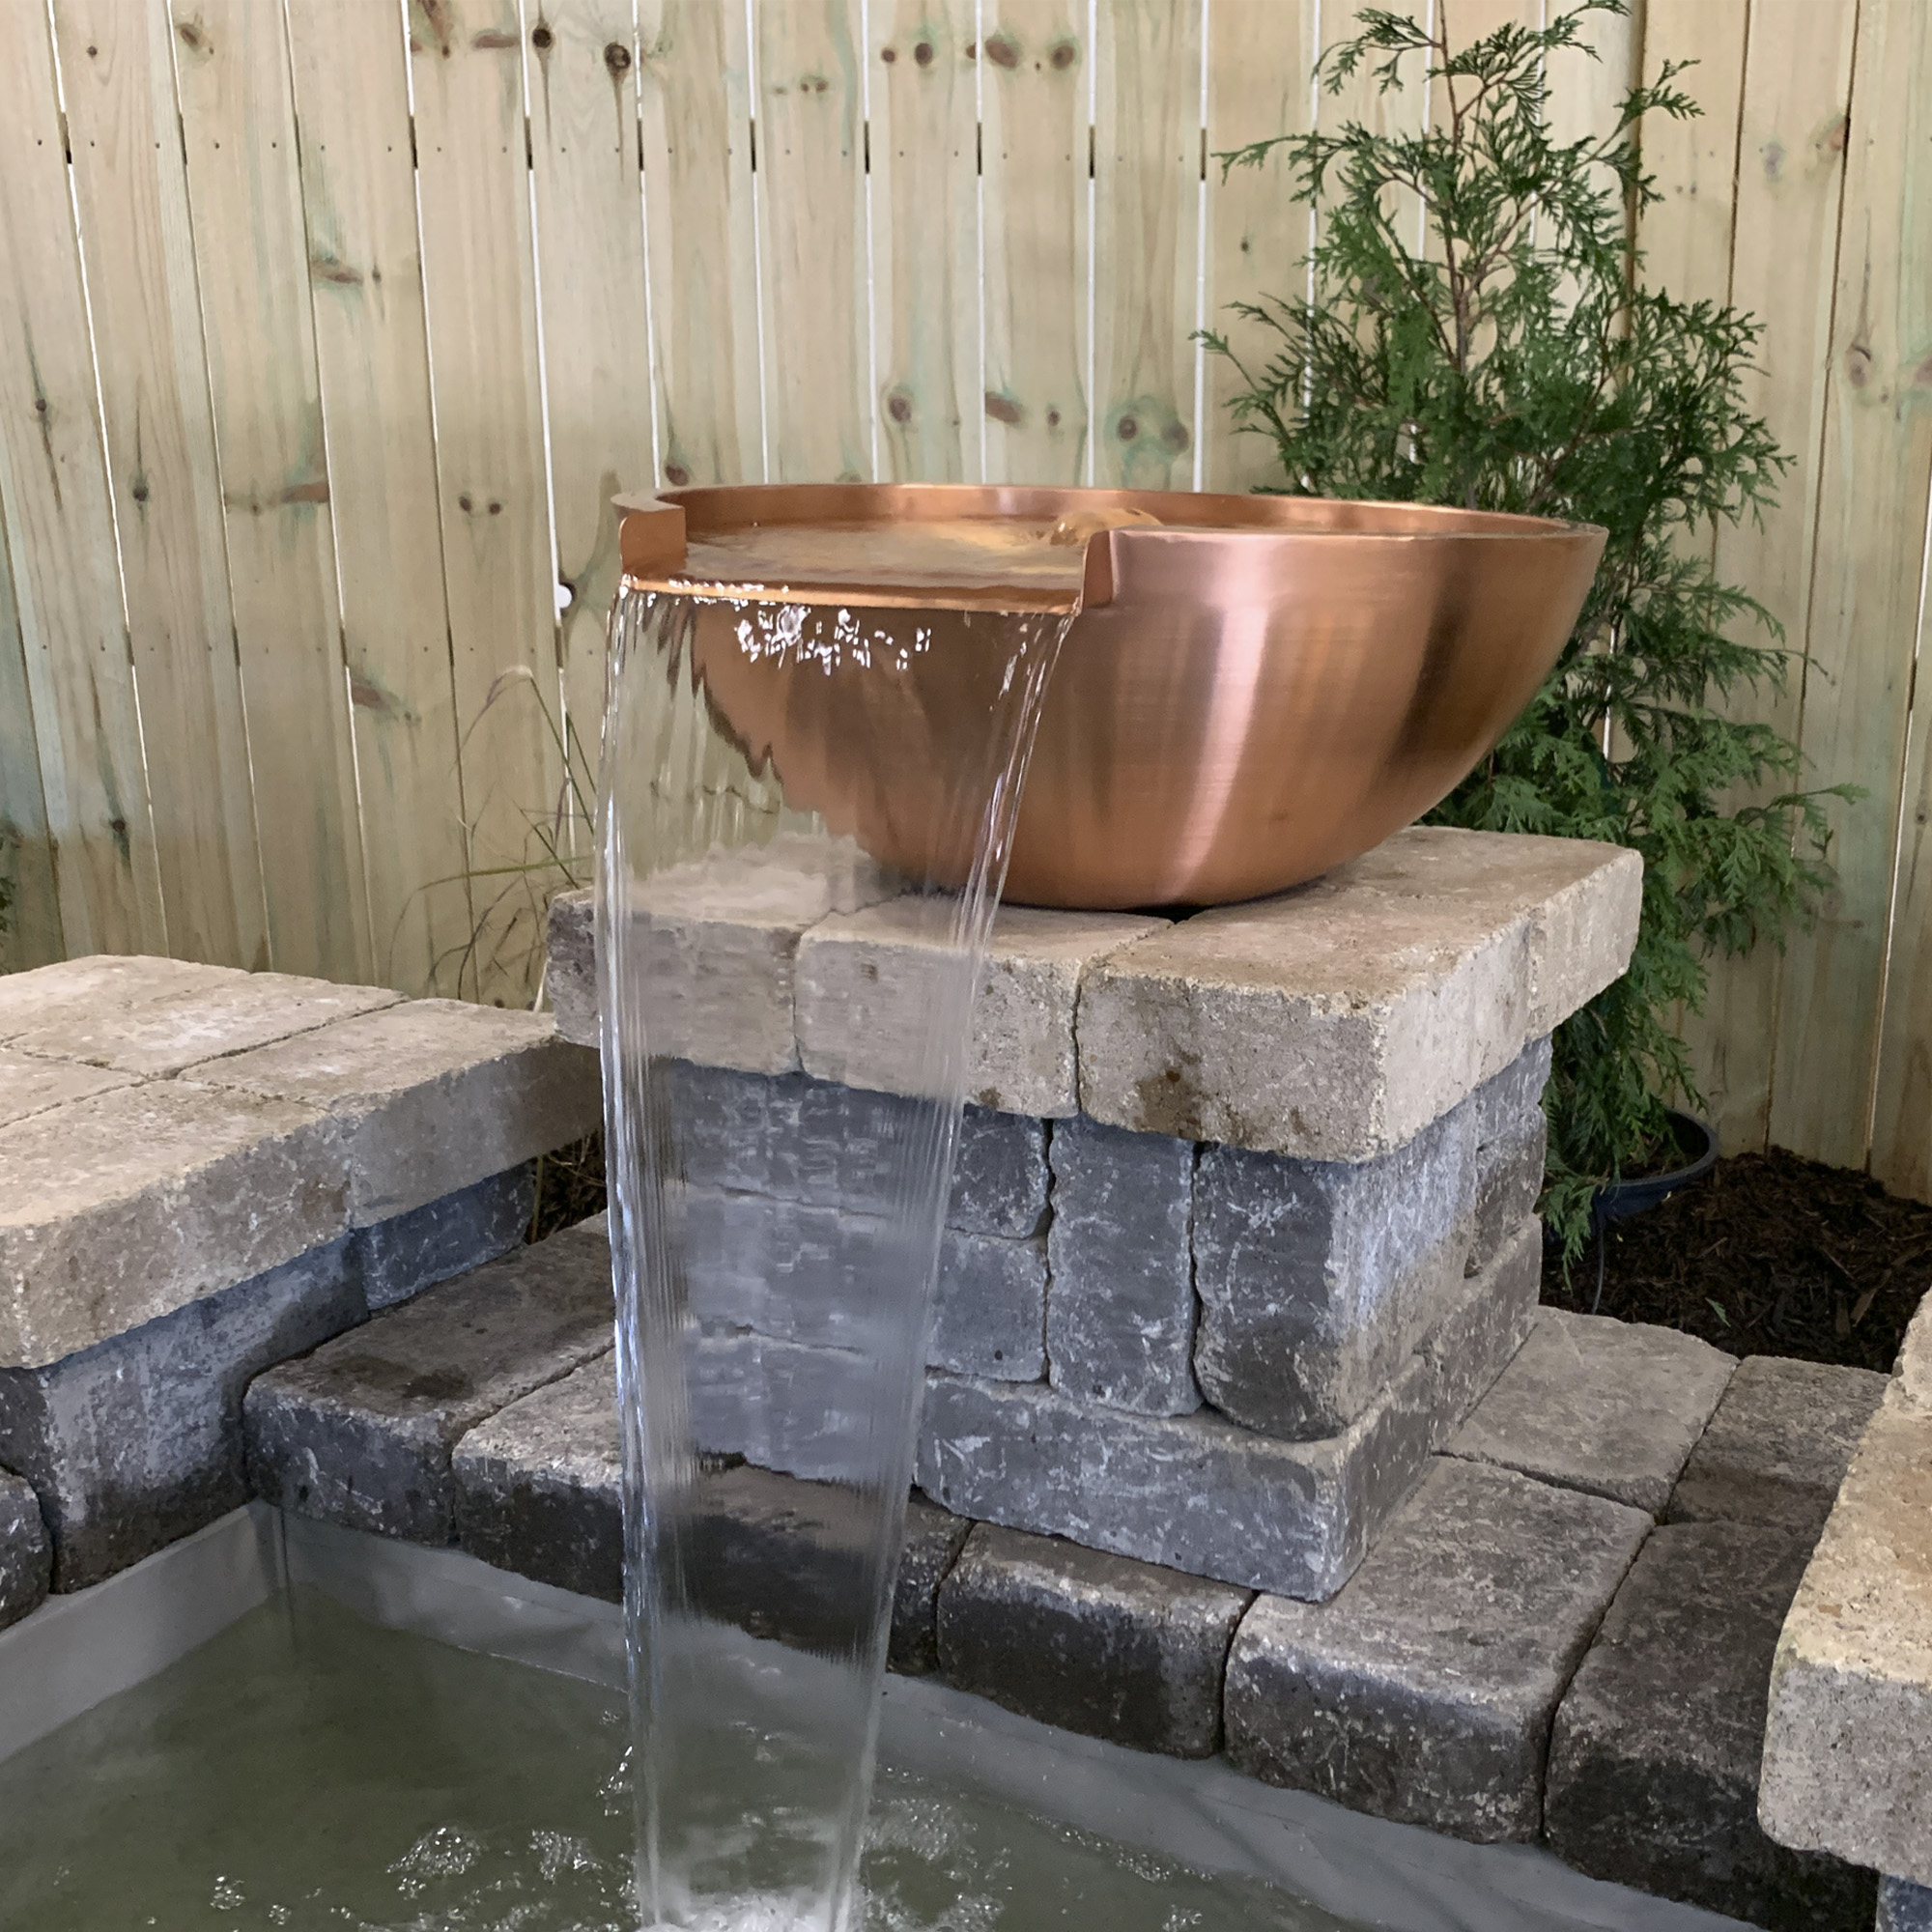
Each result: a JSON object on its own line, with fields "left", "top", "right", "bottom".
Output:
{"left": 550, "top": 824, "right": 1640, "bottom": 1601}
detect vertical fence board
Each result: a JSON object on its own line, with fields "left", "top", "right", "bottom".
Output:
{"left": 869, "top": 0, "right": 980, "bottom": 483}
{"left": 1677, "top": 0, "right": 1859, "bottom": 1153}
{"left": 528, "top": 0, "right": 656, "bottom": 822}
{"left": 754, "top": 0, "right": 871, "bottom": 483}
{"left": 638, "top": 0, "right": 761, "bottom": 488}
{"left": 1769, "top": 0, "right": 1932, "bottom": 1171}
{"left": 285, "top": 0, "right": 471, "bottom": 998}
{"left": 173, "top": 0, "right": 374, "bottom": 984}
{"left": 53, "top": 0, "right": 267, "bottom": 970}
{"left": 980, "top": 0, "right": 1090, "bottom": 485}
{"left": 1634, "top": 0, "right": 1747, "bottom": 304}
{"left": 1545, "top": 0, "right": 1638, "bottom": 155}
{"left": 409, "top": 0, "right": 562, "bottom": 1004}
{"left": 1201, "top": 0, "right": 1313, "bottom": 495}
{"left": 1313, "top": 0, "right": 1428, "bottom": 261}
{"left": 0, "top": 0, "right": 163, "bottom": 958}
{"left": 1092, "top": 0, "right": 1203, "bottom": 490}
{"left": 0, "top": 502, "right": 63, "bottom": 971}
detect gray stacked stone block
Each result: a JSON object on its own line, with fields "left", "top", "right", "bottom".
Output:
{"left": 1546, "top": 1520, "right": 1877, "bottom": 1932}
{"left": 1668, "top": 1355, "right": 1889, "bottom": 1543}
{"left": 937, "top": 1522, "right": 1249, "bottom": 1757}
{"left": 1444, "top": 1308, "right": 1736, "bottom": 1516}
{"left": 245, "top": 1223, "right": 613, "bottom": 1544}
{"left": 1467, "top": 1034, "right": 1550, "bottom": 1274}
{"left": 1044, "top": 1116, "right": 1199, "bottom": 1415}
{"left": 1882, "top": 1877, "right": 1932, "bottom": 1932}
{"left": 1225, "top": 1458, "right": 1651, "bottom": 1843}
{"left": 0, "top": 1465, "right": 49, "bottom": 1631}
{"left": 891, "top": 1493, "right": 974, "bottom": 1676}
{"left": 352, "top": 1163, "right": 536, "bottom": 1310}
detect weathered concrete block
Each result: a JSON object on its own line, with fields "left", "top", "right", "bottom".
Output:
{"left": 0, "top": 954, "right": 245, "bottom": 1043}
{"left": 933, "top": 1230, "right": 1047, "bottom": 1380}
{"left": 1668, "top": 1356, "right": 1889, "bottom": 1542}
{"left": 3, "top": 966, "right": 400, "bottom": 1075}
{"left": 893, "top": 1493, "right": 973, "bottom": 1676}
{"left": 200, "top": 1000, "right": 598, "bottom": 1227}
{"left": 1076, "top": 828, "right": 1639, "bottom": 1161}
{"left": 1226, "top": 1458, "right": 1651, "bottom": 1843}
{"left": 796, "top": 900, "right": 1166, "bottom": 1117}
{"left": 1760, "top": 1389, "right": 1932, "bottom": 1890}
{"left": 244, "top": 1224, "right": 614, "bottom": 1545}
{"left": 1881, "top": 1876, "right": 1932, "bottom": 1932}
{"left": 1547, "top": 1520, "right": 1877, "bottom": 1931}
{"left": 0, "top": 1048, "right": 135, "bottom": 1129}
{"left": 0, "top": 1078, "right": 344, "bottom": 1369}
{"left": 544, "top": 888, "right": 599, "bottom": 1051}
{"left": 952, "top": 1106, "right": 1050, "bottom": 1237}
{"left": 1466, "top": 1036, "right": 1550, "bottom": 1275}
{"left": 0, "top": 1240, "right": 365, "bottom": 1591}
{"left": 0, "top": 1465, "right": 49, "bottom": 1632}
{"left": 1444, "top": 1308, "right": 1737, "bottom": 1517}
{"left": 1045, "top": 1116, "right": 1199, "bottom": 1417}
{"left": 937, "top": 1522, "right": 1250, "bottom": 1757}
{"left": 1192, "top": 1103, "right": 1476, "bottom": 1439}
{"left": 918, "top": 1223, "right": 1540, "bottom": 1599}
{"left": 1901, "top": 1292, "right": 1931, "bottom": 1411}
{"left": 353, "top": 1163, "right": 536, "bottom": 1310}
{"left": 453, "top": 1350, "right": 621, "bottom": 1602}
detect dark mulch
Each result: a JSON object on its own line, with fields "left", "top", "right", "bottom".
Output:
{"left": 527, "top": 1130, "right": 608, "bottom": 1242}
{"left": 1542, "top": 1147, "right": 1932, "bottom": 1373}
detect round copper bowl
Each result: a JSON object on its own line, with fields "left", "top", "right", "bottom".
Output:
{"left": 617, "top": 484, "right": 1605, "bottom": 910}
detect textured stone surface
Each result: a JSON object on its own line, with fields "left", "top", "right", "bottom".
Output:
{"left": 952, "top": 1106, "right": 1050, "bottom": 1237}
{"left": 932, "top": 1230, "right": 1048, "bottom": 1380}
{"left": 0, "top": 1241, "right": 365, "bottom": 1590}
{"left": 0, "top": 1048, "right": 135, "bottom": 1128}
{"left": 1668, "top": 1355, "right": 1889, "bottom": 1541}
{"left": 199, "top": 1000, "right": 598, "bottom": 1226}
{"left": 353, "top": 1163, "right": 537, "bottom": 1311}
{"left": 1467, "top": 1036, "right": 1550, "bottom": 1274}
{"left": 687, "top": 1331, "right": 878, "bottom": 1485}
{"left": 545, "top": 888, "right": 599, "bottom": 1051}
{"left": 1192, "top": 1102, "right": 1476, "bottom": 1439}
{"left": 1077, "top": 828, "right": 1639, "bottom": 1160}
{"left": 1901, "top": 1292, "right": 1931, "bottom": 1410}
{"left": 0, "top": 954, "right": 246, "bottom": 1042}
{"left": 1045, "top": 1116, "right": 1199, "bottom": 1416}
{"left": 3, "top": 968, "right": 400, "bottom": 1074}
{"left": 1881, "top": 1877, "right": 1932, "bottom": 1932}
{"left": 796, "top": 900, "right": 1167, "bottom": 1117}
{"left": 1760, "top": 1389, "right": 1932, "bottom": 1889}
{"left": 0, "top": 1078, "right": 342, "bottom": 1369}
{"left": 919, "top": 1221, "right": 1540, "bottom": 1599}
{"left": 0, "top": 1465, "right": 49, "bottom": 1632}
{"left": 1226, "top": 1458, "right": 1650, "bottom": 1843}
{"left": 938, "top": 1522, "right": 1250, "bottom": 1756}
{"left": 1547, "top": 1520, "right": 1876, "bottom": 1931}
{"left": 893, "top": 1493, "right": 974, "bottom": 1676}
{"left": 245, "top": 1225, "right": 614, "bottom": 1545}
{"left": 453, "top": 1350, "right": 621, "bottom": 1601}
{"left": 1444, "top": 1308, "right": 1737, "bottom": 1516}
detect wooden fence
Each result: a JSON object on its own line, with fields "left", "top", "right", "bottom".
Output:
{"left": 0, "top": 0, "right": 1928, "bottom": 1193}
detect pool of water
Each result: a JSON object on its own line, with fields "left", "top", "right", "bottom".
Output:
{"left": 0, "top": 1587, "right": 1360, "bottom": 1932}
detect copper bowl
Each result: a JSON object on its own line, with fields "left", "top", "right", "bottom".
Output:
{"left": 618, "top": 485, "right": 1605, "bottom": 909}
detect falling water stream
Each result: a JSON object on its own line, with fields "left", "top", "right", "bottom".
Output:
{"left": 598, "top": 582, "right": 1072, "bottom": 1931}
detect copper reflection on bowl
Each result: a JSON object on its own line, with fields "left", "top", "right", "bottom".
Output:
{"left": 617, "top": 484, "right": 1605, "bottom": 910}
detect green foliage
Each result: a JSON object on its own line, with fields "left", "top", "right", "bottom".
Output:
{"left": 1206, "top": 0, "right": 1856, "bottom": 1255}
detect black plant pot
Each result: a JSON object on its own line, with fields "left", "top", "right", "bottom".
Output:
{"left": 1586, "top": 1110, "right": 1719, "bottom": 1313}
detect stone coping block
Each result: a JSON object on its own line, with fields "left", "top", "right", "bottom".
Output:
{"left": 1760, "top": 1387, "right": 1932, "bottom": 1890}
{"left": 0, "top": 1048, "right": 136, "bottom": 1129}
{"left": 1546, "top": 1520, "right": 1875, "bottom": 1932}
{"left": 244, "top": 1223, "right": 614, "bottom": 1545}
{"left": 1224, "top": 1458, "right": 1650, "bottom": 1844}
{"left": 1668, "top": 1356, "right": 1889, "bottom": 1543}
{"left": 1443, "top": 1308, "right": 1736, "bottom": 1517}
{"left": 1901, "top": 1291, "right": 1931, "bottom": 1410}
{"left": 0, "top": 1079, "right": 346, "bottom": 1369}
{"left": 0, "top": 954, "right": 245, "bottom": 1042}
{"left": 198, "top": 1000, "right": 598, "bottom": 1227}
{"left": 937, "top": 1522, "right": 1250, "bottom": 1758}
{"left": 0, "top": 1466, "right": 49, "bottom": 1632}
{"left": 1079, "top": 827, "right": 1638, "bottom": 1160}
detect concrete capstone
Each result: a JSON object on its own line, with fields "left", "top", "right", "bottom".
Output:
{"left": 1900, "top": 1292, "right": 1931, "bottom": 1411}
{"left": 0, "top": 954, "right": 247, "bottom": 1043}
{"left": 0, "top": 1049, "right": 136, "bottom": 1129}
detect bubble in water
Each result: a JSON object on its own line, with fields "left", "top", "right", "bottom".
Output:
{"left": 210, "top": 1874, "right": 244, "bottom": 1910}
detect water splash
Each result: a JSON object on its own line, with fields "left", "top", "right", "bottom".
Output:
{"left": 598, "top": 587, "right": 1071, "bottom": 1930}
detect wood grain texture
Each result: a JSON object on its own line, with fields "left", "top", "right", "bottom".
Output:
{"left": 1677, "top": 0, "right": 1859, "bottom": 1155}
{"left": 869, "top": 0, "right": 980, "bottom": 482}
{"left": 0, "top": 0, "right": 162, "bottom": 958}
{"left": 53, "top": 0, "right": 266, "bottom": 969}
{"left": 173, "top": 0, "right": 374, "bottom": 984}
{"left": 527, "top": 0, "right": 656, "bottom": 823}
{"left": 1202, "top": 0, "right": 1314, "bottom": 494}
{"left": 980, "top": 0, "right": 1090, "bottom": 485}
{"left": 410, "top": 0, "right": 563, "bottom": 1005}
{"left": 0, "top": 496, "right": 63, "bottom": 971}
{"left": 754, "top": 0, "right": 871, "bottom": 484}
{"left": 1769, "top": 0, "right": 1932, "bottom": 1172}
{"left": 639, "top": 0, "right": 762, "bottom": 488}
{"left": 1092, "top": 0, "right": 1204, "bottom": 490}
{"left": 285, "top": 0, "right": 472, "bottom": 997}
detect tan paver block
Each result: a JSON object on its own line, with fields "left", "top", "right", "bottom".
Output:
{"left": 796, "top": 902, "right": 1167, "bottom": 1117}
{"left": 1900, "top": 1292, "right": 1931, "bottom": 1412}
{"left": 0, "top": 1080, "right": 344, "bottom": 1369}
{"left": 0, "top": 1048, "right": 136, "bottom": 1129}
{"left": 194, "top": 1001, "right": 600, "bottom": 1225}
{"left": 0, "top": 955, "right": 246, "bottom": 1044}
